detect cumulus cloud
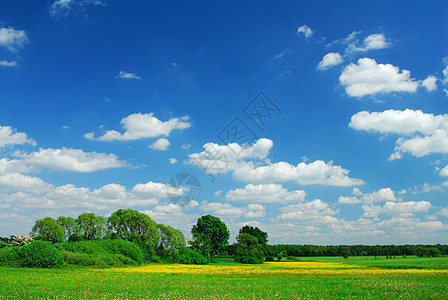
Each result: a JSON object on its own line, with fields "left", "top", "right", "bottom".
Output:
{"left": 421, "top": 75, "right": 438, "bottom": 91}
{"left": 225, "top": 184, "right": 306, "bottom": 204}
{"left": 362, "top": 200, "right": 432, "bottom": 218}
{"left": 149, "top": 138, "right": 170, "bottom": 150}
{"left": 0, "top": 27, "right": 29, "bottom": 52}
{"left": 278, "top": 199, "right": 338, "bottom": 224}
{"left": 17, "top": 147, "right": 125, "bottom": 172}
{"left": 132, "top": 181, "right": 183, "bottom": 199}
{"left": 188, "top": 138, "right": 363, "bottom": 187}
{"left": 350, "top": 109, "right": 448, "bottom": 160}
{"left": 116, "top": 71, "right": 141, "bottom": 80}
{"left": 85, "top": 113, "right": 191, "bottom": 141}
{"left": 0, "top": 125, "right": 35, "bottom": 148}
{"left": 169, "top": 158, "right": 178, "bottom": 165}
{"left": 339, "top": 58, "right": 419, "bottom": 97}
{"left": 0, "top": 60, "right": 17, "bottom": 67}
{"left": 317, "top": 52, "right": 343, "bottom": 71}
{"left": 338, "top": 187, "right": 399, "bottom": 205}
{"left": 297, "top": 25, "right": 313, "bottom": 39}
{"left": 349, "top": 33, "right": 390, "bottom": 52}
{"left": 0, "top": 173, "right": 52, "bottom": 194}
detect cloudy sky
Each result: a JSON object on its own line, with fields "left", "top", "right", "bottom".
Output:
{"left": 1, "top": 1, "right": 448, "bottom": 245}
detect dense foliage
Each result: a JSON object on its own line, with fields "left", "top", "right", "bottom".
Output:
{"left": 234, "top": 233, "right": 264, "bottom": 264}
{"left": 0, "top": 240, "right": 63, "bottom": 268}
{"left": 190, "top": 215, "right": 230, "bottom": 260}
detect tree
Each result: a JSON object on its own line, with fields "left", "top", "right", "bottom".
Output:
{"left": 191, "top": 215, "right": 230, "bottom": 260}
{"left": 234, "top": 233, "right": 264, "bottom": 264}
{"left": 156, "top": 223, "right": 186, "bottom": 255}
{"left": 31, "top": 217, "right": 65, "bottom": 243}
{"left": 239, "top": 225, "right": 268, "bottom": 246}
{"left": 57, "top": 216, "right": 79, "bottom": 241}
{"left": 107, "top": 209, "right": 160, "bottom": 259}
{"left": 76, "top": 213, "right": 107, "bottom": 240}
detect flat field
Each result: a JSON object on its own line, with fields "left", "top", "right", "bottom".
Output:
{"left": 1, "top": 256, "right": 447, "bottom": 299}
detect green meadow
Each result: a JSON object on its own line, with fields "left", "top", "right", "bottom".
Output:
{"left": 1, "top": 256, "right": 447, "bottom": 299}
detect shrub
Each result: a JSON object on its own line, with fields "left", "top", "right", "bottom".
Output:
{"left": 18, "top": 240, "right": 63, "bottom": 268}
{"left": 55, "top": 239, "right": 144, "bottom": 266}
{"left": 235, "top": 255, "right": 263, "bottom": 264}
{"left": 265, "top": 256, "right": 275, "bottom": 261}
{"left": 0, "top": 241, "right": 7, "bottom": 249}
{"left": 169, "top": 248, "right": 208, "bottom": 264}
{"left": 0, "top": 246, "right": 21, "bottom": 267}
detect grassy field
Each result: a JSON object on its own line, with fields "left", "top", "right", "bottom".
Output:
{"left": 1, "top": 256, "right": 447, "bottom": 299}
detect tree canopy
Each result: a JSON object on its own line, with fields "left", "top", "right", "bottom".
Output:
{"left": 191, "top": 215, "right": 230, "bottom": 260}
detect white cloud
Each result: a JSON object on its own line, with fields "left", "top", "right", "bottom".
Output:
{"left": 0, "top": 60, "right": 17, "bottom": 67}
{"left": 421, "top": 75, "right": 438, "bottom": 91}
{"left": 132, "top": 181, "right": 183, "bottom": 199}
{"left": 0, "top": 173, "right": 52, "bottom": 194}
{"left": 0, "top": 125, "right": 35, "bottom": 148}
{"left": 338, "top": 187, "right": 399, "bottom": 205}
{"left": 149, "top": 138, "right": 170, "bottom": 150}
{"left": 225, "top": 184, "right": 306, "bottom": 204}
{"left": 443, "top": 65, "right": 448, "bottom": 85}
{"left": 350, "top": 109, "right": 448, "bottom": 160}
{"left": 17, "top": 147, "right": 125, "bottom": 172}
{"left": 50, "top": 0, "right": 106, "bottom": 18}
{"left": 440, "top": 165, "right": 448, "bottom": 177}
{"left": 188, "top": 138, "right": 363, "bottom": 187}
{"left": 317, "top": 52, "right": 343, "bottom": 71}
{"left": 278, "top": 199, "right": 338, "bottom": 224}
{"left": 0, "top": 158, "right": 30, "bottom": 175}
{"left": 200, "top": 202, "right": 243, "bottom": 218}
{"left": 0, "top": 27, "right": 29, "bottom": 52}
{"left": 232, "top": 160, "right": 364, "bottom": 187}
{"left": 169, "top": 158, "right": 178, "bottom": 165}
{"left": 297, "top": 25, "right": 313, "bottom": 39}
{"left": 339, "top": 58, "right": 419, "bottom": 97}
{"left": 214, "top": 190, "right": 223, "bottom": 197}
{"left": 363, "top": 201, "right": 432, "bottom": 218}
{"left": 85, "top": 113, "right": 191, "bottom": 141}
{"left": 349, "top": 33, "right": 390, "bottom": 52}
{"left": 116, "top": 71, "right": 141, "bottom": 80}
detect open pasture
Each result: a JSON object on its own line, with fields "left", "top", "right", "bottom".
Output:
{"left": 1, "top": 256, "right": 447, "bottom": 299}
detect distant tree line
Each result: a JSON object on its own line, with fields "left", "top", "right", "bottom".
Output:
{"left": 226, "top": 244, "right": 448, "bottom": 258}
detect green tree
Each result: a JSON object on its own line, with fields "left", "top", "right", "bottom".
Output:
{"left": 234, "top": 233, "right": 264, "bottom": 264}
{"left": 156, "top": 223, "right": 186, "bottom": 255}
{"left": 76, "top": 213, "right": 107, "bottom": 240}
{"left": 57, "top": 216, "right": 79, "bottom": 241}
{"left": 107, "top": 209, "right": 160, "bottom": 259}
{"left": 239, "top": 225, "right": 268, "bottom": 246}
{"left": 190, "top": 215, "right": 230, "bottom": 260}
{"left": 31, "top": 217, "right": 65, "bottom": 243}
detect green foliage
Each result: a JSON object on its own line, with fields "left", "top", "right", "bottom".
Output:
{"left": 0, "top": 246, "right": 21, "bottom": 267}
{"left": 0, "top": 241, "right": 7, "bottom": 249}
{"left": 18, "top": 240, "right": 63, "bottom": 268}
{"left": 176, "top": 248, "right": 208, "bottom": 264}
{"left": 31, "top": 217, "right": 65, "bottom": 244}
{"left": 107, "top": 209, "right": 159, "bottom": 260}
{"left": 76, "top": 213, "right": 108, "bottom": 240}
{"left": 265, "top": 256, "right": 275, "bottom": 261}
{"left": 55, "top": 239, "right": 144, "bottom": 266}
{"left": 57, "top": 216, "right": 79, "bottom": 241}
{"left": 239, "top": 225, "right": 268, "bottom": 246}
{"left": 191, "top": 215, "right": 230, "bottom": 260}
{"left": 234, "top": 233, "right": 264, "bottom": 264}
{"left": 156, "top": 223, "right": 186, "bottom": 256}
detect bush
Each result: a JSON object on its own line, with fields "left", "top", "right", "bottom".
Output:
{"left": 265, "top": 256, "right": 275, "bottom": 261}
{"left": 55, "top": 239, "right": 144, "bottom": 266}
{"left": 0, "top": 241, "right": 7, "bottom": 249}
{"left": 0, "top": 246, "right": 21, "bottom": 267}
{"left": 18, "top": 240, "right": 63, "bottom": 268}
{"left": 235, "top": 255, "right": 263, "bottom": 264}
{"left": 166, "top": 248, "right": 208, "bottom": 264}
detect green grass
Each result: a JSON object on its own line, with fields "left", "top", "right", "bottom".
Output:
{"left": 1, "top": 257, "right": 448, "bottom": 299}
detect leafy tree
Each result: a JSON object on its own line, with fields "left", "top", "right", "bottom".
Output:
{"left": 156, "top": 223, "right": 186, "bottom": 255}
{"left": 239, "top": 225, "right": 268, "bottom": 246}
{"left": 57, "top": 216, "right": 79, "bottom": 241}
{"left": 107, "top": 209, "right": 160, "bottom": 260}
{"left": 234, "top": 233, "right": 264, "bottom": 264}
{"left": 76, "top": 213, "right": 107, "bottom": 240}
{"left": 31, "top": 217, "right": 65, "bottom": 243}
{"left": 191, "top": 215, "right": 230, "bottom": 260}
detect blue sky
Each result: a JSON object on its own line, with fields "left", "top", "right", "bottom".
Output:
{"left": 1, "top": 0, "right": 448, "bottom": 244}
